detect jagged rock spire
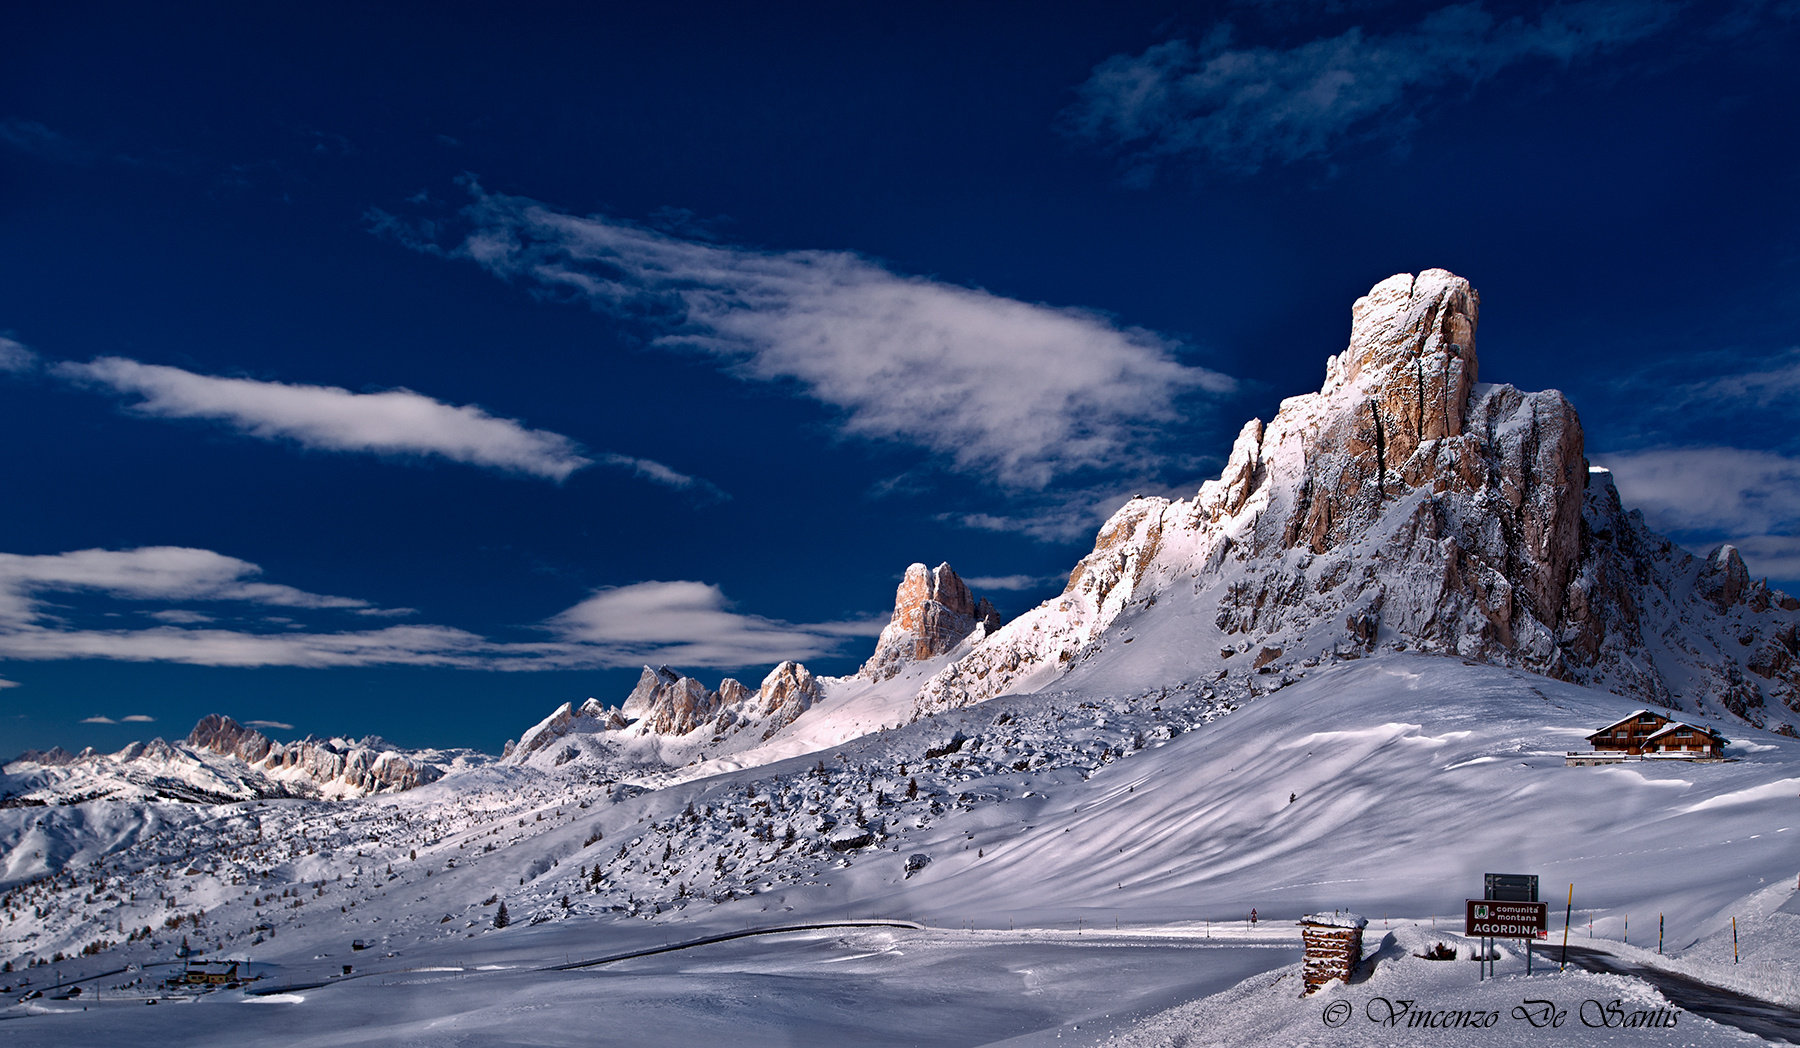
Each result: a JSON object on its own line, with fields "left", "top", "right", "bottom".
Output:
{"left": 859, "top": 562, "right": 1001, "bottom": 681}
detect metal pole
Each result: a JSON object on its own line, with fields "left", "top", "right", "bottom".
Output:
{"left": 1658, "top": 913, "right": 1663, "bottom": 955}
{"left": 1732, "top": 917, "right": 1738, "bottom": 963}
{"left": 1559, "top": 884, "right": 1573, "bottom": 971}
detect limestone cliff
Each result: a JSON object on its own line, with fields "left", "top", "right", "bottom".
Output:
{"left": 859, "top": 562, "right": 1002, "bottom": 681}
{"left": 914, "top": 270, "right": 1800, "bottom": 733}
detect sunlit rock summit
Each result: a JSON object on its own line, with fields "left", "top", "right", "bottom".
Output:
{"left": 859, "top": 562, "right": 1001, "bottom": 681}
{"left": 915, "top": 270, "right": 1800, "bottom": 732}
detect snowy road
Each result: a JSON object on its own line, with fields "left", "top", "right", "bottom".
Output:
{"left": 1549, "top": 943, "right": 1800, "bottom": 1044}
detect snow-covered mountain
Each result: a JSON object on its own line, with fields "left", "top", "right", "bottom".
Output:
{"left": 5, "top": 271, "right": 1798, "bottom": 1045}
{"left": 2, "top": 715, "right": 480, "bottom": 808}
{"left": 499, "top": 562, "right": 1003, "bottom": 780}
{"left": 915, "top": 270, "right": 1800, "bottom": 734}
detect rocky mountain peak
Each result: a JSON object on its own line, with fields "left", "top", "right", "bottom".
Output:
{"left": 914, "top": 270, "right": 1800, "bottom": 734}
{"left": 859, "top": 562, "right": 1001, "bottom": 681}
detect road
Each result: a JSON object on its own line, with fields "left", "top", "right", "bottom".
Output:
{"left": 247, "top": 918, "right": 925, "bottom": 995}
{"left": 1544, "top": 943, "right": 1800, "bottom": 1045}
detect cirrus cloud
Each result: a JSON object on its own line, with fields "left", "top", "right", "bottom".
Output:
{"left": 55, "top": 356, "right": 594, "bottom": 482}
{"left": 0, "top": 544, "right": 881, "bottom": 672}
{"left": 1063, "top": 1, "right": 1677, "bottom": 182}
{"left": 374, "top": 184, "right": 1235, "bottom": 493}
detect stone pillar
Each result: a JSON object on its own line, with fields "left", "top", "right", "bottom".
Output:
{"left": 1300, "top": 912, "right": 1368, "bottom": 994}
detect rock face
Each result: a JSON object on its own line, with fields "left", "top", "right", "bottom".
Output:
{"left": 860, "top": 563, "right": 1002, "bottom": 681}
{"left": 3, "top": 715, "right": 458, "bottom": 805}
{"left": 185, "top": 715, "right": 444, "bottom": 793}
{"left": 503, "top": 660, "right": 828, "bottom": 767}
{"left": 626, "top": 661, "right": 824, "bottom": 740}
{"left": 915, "top": 270, "right": 1800, "bottom": 733}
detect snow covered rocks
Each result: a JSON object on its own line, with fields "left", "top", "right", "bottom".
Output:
{"left": 2, "top": 714, "right": 453, "bottom": 806}
{"left": 860, "top": 562, "right": 1001, "bottom": 681}
{"left": 911, "top": 270, "right": 1800, "bottom": 733}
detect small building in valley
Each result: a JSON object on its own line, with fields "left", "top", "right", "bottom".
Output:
{"left": 182, "top": 962, "right": 239, "bottom": 986}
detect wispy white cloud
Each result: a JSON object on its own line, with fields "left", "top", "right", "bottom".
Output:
{"left": 0, "top": 677, "right": 19, "bottom": 689}
{"left": 55, "top": 356, "right": 594, "bottom": 482}
{"left": 0, "top": 118, "right": 87, "bottom": 163}
{"left": 1681, "top": 348, "right": 1800, "bottom": 408}
{"left": 147, "top": 609, "right": 216, "bottom": 624}
{"left": 246, "top": 719, "right": 293, "bottom": 730}
{"left": 962, "top": 573, "right": 1069, "bottom": 592}
{"left": 1063, "top": 1, "right": 1677, "bottom": 182}
{"left": 376, "top": 186, "right": 1234, "bottom": 492}
{"left": 0, "top": 336, "right": 36, "bottom": 373}
{"left": 1596, "top": 447, "right": 1800, "bottom": 583}
{"left": 0, "top": 621, "right": 535, "bottom": 669}
{"left": 0, "top": 546, "right": 373, "bottom": 627}
{"left": 592, "top": 453, "right": 730, "bottom": 503}
{"left": 545, "top": 580, "right": 876, "bottom": 668}
{"left": 120, "top": 714, "right": 155, "bottom": 722}
{"left": 80, "top": 715, "right": 117, "bottom": 724}
{"left": 0, "top": 545, "right": 875, "bottom": 671}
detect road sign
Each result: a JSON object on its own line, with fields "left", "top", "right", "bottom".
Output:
{"left": 1484, "top": 873, "right": 1538, "bottom": 901}
{"left": 1467, "top": 899, "right": 1549, "bottom": 939}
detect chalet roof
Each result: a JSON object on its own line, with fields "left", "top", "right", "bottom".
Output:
{"left": 1587, "top": 710, "right": 1662, "bottom": 735}
{"left": 1644, "top": 722, "right": 1725, "bottom": 743}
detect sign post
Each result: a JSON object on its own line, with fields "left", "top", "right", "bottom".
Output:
{"left": 1469, "top": 873, "right": 1547, "bottom": 979}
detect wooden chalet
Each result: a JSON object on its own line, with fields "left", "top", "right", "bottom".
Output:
{"left": 1585, "top": 710, "right": 1671, "bottom": 755}
{"left": 182, "top": 961, "right": 239, "bottom": 986}
{"left": 1643, "top": 722, "right": 1726, "bottom": 758}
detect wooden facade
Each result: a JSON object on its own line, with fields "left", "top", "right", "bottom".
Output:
{"left": 1643, "top": 722, "right": 1726, "bottom": 758}
{"left": 1299, "top": 913, "right": 1366, "bottom": 994}
{"left": 1586, "top": 710, "right": 1671, "bottom": 755}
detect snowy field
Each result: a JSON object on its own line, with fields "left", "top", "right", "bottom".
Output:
{"left": 1, "top": 924, "right": 1296, "bottom": 1047}
{"left": 4, "top": 654, "right": 1797, "bottom": 1044}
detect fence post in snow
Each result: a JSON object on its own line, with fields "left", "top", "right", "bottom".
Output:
{"left": 1560, "top": 884, "right": 1574, "bottom": 971}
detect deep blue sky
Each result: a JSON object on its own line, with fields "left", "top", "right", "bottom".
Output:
{"left": 4, "top": 1, "right": 1799, "bottom": 757}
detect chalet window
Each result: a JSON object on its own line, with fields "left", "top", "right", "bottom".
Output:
{"left": 1615, "top": 730, "right": 1628, "bottom": 737}
{"left": 1676, "top": 729, "right": 1691, "bottom": 737}
{"left": 1637, "top": 714, "right": 1658, "bottom": 723}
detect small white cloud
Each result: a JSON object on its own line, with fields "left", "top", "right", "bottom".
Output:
{"left": 55, "top": 356, "right": 594, "bottom": 482}
{"left": 0, "top": 335, "right": 37, "bottom": 373}
{"left": 593, "top": 453, "right": 730, "bottom": 503}
{"left": 148, "top": 609, "right": 215, "bottom": 624}
{"left": 963, "top": 573, "right": 1068, "bottom": 592}
{"left": 353, "top": 606, "right": 419, "bottom": 618}
{"left": 121, "top": 714, "right": 155, "bottom": 722}
{"left": 80, "top": 715, "right": 117, "bottom": 724}
{"left": 0, "top": 676, "right": 18, "bottom": 689}
{"left": 546, "top": 580, "right": 874, "bottom": 668}
{"left": 245, "top": 719, "right": 293, "bottom": 730}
